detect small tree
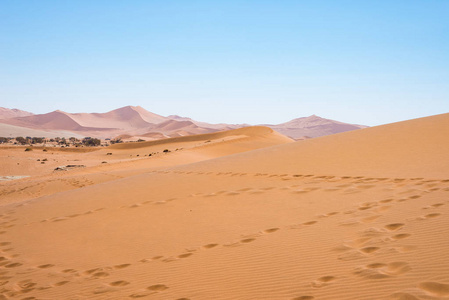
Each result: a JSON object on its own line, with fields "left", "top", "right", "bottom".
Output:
{"left": 82, "top": 137, "right": 101, "bottom": 146}
{"left": 16, "top": 137, "right": 27, "bottom": 145}
{"left": 31, "top": 137, "right": 44, "bottom": 144}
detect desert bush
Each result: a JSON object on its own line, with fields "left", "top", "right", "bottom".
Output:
{"left": 25, "top": 147, "right": 32, "bottom": 151}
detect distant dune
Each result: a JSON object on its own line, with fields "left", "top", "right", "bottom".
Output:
{"left": 264, "top": 114, "right": 368, "bottom": 139}
{"left": 0, "top": 106, "right": 367, "bottom": 140}
{"left": 0, "top": 113, "right": 448, "bottom": 299}
{"left": 0, "top": 107, "right": 33, "bottom": 119}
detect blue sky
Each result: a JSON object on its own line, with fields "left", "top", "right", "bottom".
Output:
{"left": 0, "top": 1, "right": 448, "bottom": 126}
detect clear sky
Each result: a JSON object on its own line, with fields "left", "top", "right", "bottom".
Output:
{"left": 1, "top": 1, "right": 448, "bottom": 126}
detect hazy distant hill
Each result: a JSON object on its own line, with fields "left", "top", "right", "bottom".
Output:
{"left": 0, "top": 106, "right": 367, "bottom": 139}
{"left": 0, "top": 108, "right": 34, "bottom": 120}
{"left": 264, "top": 115, "right": 368, "bottom": 139}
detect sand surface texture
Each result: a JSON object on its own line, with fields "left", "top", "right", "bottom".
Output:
{"left": 0, "top": 116, "right": 448, "bottom": 300}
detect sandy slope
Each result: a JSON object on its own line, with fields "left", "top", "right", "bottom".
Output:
{"left": 0, "top": 115, "right": 448, "bottom": 300}
{"left": 0, "top": 123, "right": 84, "bottom": 139}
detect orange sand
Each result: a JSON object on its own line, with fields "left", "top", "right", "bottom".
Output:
{"left": 0, "top": 116, "right": 448, "bottom": 299}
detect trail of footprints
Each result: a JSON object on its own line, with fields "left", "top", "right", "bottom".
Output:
{"left": 1, "top": 173, "right": 449, "bottom": 298}
{"left": 21, "top": 171, "right": 449, "bottom": 225}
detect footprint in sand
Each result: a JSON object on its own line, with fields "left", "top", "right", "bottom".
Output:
{"left": 84, "top": 268, "right": 101, "bottom": 275}
{"left": 16, "top": 280, "right": 37, "bottom": 290}
{"left": 203, "top": 243, "right": 219, "bottom": 249}
{"left": 92, "top": 285, "right": 116, "bottom": 294}
{"left": 391, "top": 233, "right": 411, "bottom": 240}
{"left": 110, "top": 280, "right": 130, "bottom": 287}
{"left": 37, "top": 264, "right": 54, "bottom": 269}
{"left": 303, "top": 221, "right": 317, "bottom": 226}
{"left": 5, "top": 262, "right": 22, "bottom": 268}
{"left": 354, "top": 262, "right": 410, "bottom": 279}
{"left": 62, "top": 268, "right": 78, "bottom": 274}
{"left": 384, "top": 223, "right": 405, "bottom": 231}
{"left": 54, "top": 281, "right": 69, "bottom": 286}
{"left": 418, "top": 282, "right": 449, "bottom": 297}
{"left": 311, "top": 276, "right": 336, "bottom": 288}
{"left": 240, "top": 238, "right": 256, "bottom": 243}
{"left": 379, "top": 199, "right": 394, "bottom": 204}
{"left": 419, "top": 213, "right": 441, "bottom": 220}
{"left": 84, "top": 268, "right": 110, "bottom": 278}
{"left": 147, "top": 284, "right": 169, "bottom": 291}
{"left": 222, "top": 191, "right": 240, "bottom": 196}
{"left": 91, "top": 272, "right": 109, "bottom": 278}
{"left": 263, "top": 228, "right": 280, "bottom": 233}
{"left": 326, "top": 212, "right": 339, "bottom": 216}
{"left": 359, "top": 246, "right": 380, "bottom": 254}
{"left": 178, "top": 253, "right": 193, "bottom": 258}
{"left": 114, "top": 264, "right": 131, "bottom": 269}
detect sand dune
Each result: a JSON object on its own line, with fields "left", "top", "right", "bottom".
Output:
{"left": 265, "top": 114, "right": 368, "bottom": 139}
{"left": 0, "top": 114, "right": 447, "bottom": 299}
{"left": 0, "top": 106, "right": 222, "bottom": 139}
{"left": 0, "top": 106, "right": 368, "bottom": 140}
{"left": 192, "top": 112, "right": 449, "bottom": 178}
{"left": 0, "top": 108, "right": 33, "bottom": 120}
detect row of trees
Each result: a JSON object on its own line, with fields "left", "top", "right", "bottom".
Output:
{"left": 0, "top": 136, "right": 103, "bottom": 147}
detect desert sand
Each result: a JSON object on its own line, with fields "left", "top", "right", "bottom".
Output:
{"left": 0, "top": 114, "right": 448, "bottom": 299}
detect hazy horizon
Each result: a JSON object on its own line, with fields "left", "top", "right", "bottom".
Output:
{"left": 1, "top": 1, "right": 448, "bottom": 126}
